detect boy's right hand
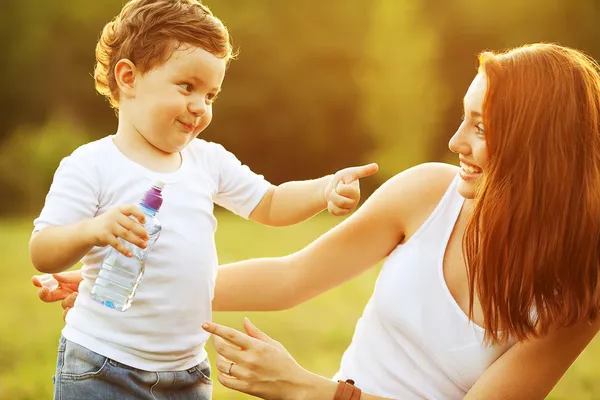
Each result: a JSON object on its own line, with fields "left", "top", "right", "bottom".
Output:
{"left": 85, "top": 204, "right": 149, "bottom": 258}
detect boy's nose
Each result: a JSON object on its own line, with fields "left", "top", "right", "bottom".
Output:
{"left": 188, "top": 98, "right": 207, "bottom": 117}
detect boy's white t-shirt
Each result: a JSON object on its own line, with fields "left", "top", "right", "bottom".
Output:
{"left": 34, "top": 136, "right": 271, "bottom": 371}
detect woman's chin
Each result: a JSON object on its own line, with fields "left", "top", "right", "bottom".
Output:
{"left": 456, "top": 180, "right": 477, "bottom": 200}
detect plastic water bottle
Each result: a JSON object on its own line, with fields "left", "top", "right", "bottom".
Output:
{"left": 90, "top": 181, "right": 165, "bottom": 311}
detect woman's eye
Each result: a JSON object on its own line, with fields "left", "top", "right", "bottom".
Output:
{"left": 475, "top": 123, "right": 485, "bottom": 136}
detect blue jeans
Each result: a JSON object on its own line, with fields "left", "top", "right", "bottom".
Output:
{"left": 53, "top": 336, "right": 212, "bottom": 400}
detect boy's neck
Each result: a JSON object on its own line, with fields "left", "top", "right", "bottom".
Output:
{"left": 114, "top": 119, "right": 182, "bottom": 174}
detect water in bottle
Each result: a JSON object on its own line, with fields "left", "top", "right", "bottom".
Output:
{"left": 90, "top": 180, "right": 164, "bottom": 311}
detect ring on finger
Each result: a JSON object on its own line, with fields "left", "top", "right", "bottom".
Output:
{"left": 226, "top": 361, "right": 234, "bottom": 375}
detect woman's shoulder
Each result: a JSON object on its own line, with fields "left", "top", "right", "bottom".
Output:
{"left": 371, "top": 163, "right": 459, "bottom": 236}
{"left": 381, "top": 162, "right": 458, "bottom": 204}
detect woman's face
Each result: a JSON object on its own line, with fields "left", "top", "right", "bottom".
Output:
{"left": 448, "top": 72, "right": 488, "bottom": 199}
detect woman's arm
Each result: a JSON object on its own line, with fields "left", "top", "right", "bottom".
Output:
{"left": 203, "top": 319, "right": 396, "bottom": 400}
{"left": 464, "top": 320, "right": 600, "bottom": 399}
{"left": 203, "top": 317, "right": 599, "bottom": 400}
{"left": 213, "top": 162, "right": 458, "bottom": 311}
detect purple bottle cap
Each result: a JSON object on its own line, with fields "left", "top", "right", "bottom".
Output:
{"left": 141, "top": 180, "right": 165, "bottom": 211}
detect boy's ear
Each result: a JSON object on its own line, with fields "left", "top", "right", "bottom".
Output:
{"left": 114, "top": 59, "right": 138, "bottom": 99}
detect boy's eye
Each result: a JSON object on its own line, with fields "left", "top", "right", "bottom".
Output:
{"left": 206, "top": 93, "right": 218, "bottom": 103}
{"left": 179, "top": 83, "right": 193, "bottom": 92}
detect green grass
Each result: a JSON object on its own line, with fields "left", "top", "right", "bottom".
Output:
{"left": 1, "top": 214, "right": 599, "bottom": 399}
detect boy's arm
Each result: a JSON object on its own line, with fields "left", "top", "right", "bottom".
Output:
{"left": 31, "top": 154, "right": 99, "bottom": 273}
{"left": 30, "top": 152, "right": 147, "bottom": 273}
{"left": 248, "top": 163, "right": 378, "bottom": 226}
{"left": 30, "top": 205, "right": 148, "bottom": 273}
{"left": 30, "top": 222, "right": 95, "bottom": 273}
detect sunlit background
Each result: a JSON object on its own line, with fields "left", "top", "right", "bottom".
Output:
{"left": 1, "top": 1, "right": 599, "bottom": 399}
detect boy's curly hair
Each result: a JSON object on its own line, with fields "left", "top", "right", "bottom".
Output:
{"left": 94, "top": 0, "right": 235, "bottom": 109}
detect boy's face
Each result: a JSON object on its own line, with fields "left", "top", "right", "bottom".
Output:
{"left": 127, "top": 45, "right": 227, "bottom": 154}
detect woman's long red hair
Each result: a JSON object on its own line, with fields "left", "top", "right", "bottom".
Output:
{"left": 465, "top": 43, "right": 600, "bottom": 343}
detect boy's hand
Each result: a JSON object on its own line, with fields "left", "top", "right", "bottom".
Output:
{"left": 84, "top": 205, "right": 149, "bottom": 257}
{"left": 323, "top": 163, "right": 379, "bottom": 216}
{"left": 33, "top": 270, "right": 82, "bottom": 321}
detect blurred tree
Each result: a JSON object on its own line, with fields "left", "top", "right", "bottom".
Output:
{"left": 357, "top": 0, "right": 444, "bottom": 180}
{"left": 2, "top": 0, "right": 600, "bottom": 216}
{"left": 422, "top": 0, "right": 600, "bottom": 162}
{"left": 0, "top": 0, "right": 123, "bottom": 147}
{"left": 0, "top": 115, "right": 90, "bottom": 214}
{"left": 207, "top": 0, "right": 376, "bottom": 184}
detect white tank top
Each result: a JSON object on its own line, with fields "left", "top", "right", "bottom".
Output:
{"left": 334, "top": 175, "right": 515, "bottom": 399}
